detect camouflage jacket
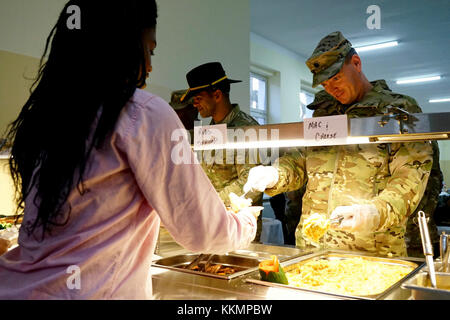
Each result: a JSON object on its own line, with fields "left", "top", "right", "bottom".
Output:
{"left": 266, "top": 80, "right": 436, "bottom": 257}
{"left": 199, "top": 104, "right": 263, "bottom": 207}
{"left": 405, "top": 140, "right": 443, "bottom": 257}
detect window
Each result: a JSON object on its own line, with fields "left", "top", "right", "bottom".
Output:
{"left": 299, "top": 90, "right": 315, "bottom": 120}
{"left": 250, "top": 73, "right": 268, "bottom": 124}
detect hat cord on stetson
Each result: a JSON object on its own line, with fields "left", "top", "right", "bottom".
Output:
{"left": 180, "top": 75, "right": 228, "bottom": 101}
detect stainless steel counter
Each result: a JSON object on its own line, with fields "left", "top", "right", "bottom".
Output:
{"left": 151, "top": 264, "right": 418, "bottom": 300}
{"left": 151, "top": 238, "right": 335, "bottom": 299}
{"left": 151, "top": 228, "right": 424, "bottom": 300}
{"left": 151, "top": 264, "right": 339, "bottom": 300}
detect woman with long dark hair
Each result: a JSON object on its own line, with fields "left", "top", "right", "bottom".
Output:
{"left": 0, "top": 0, "right": 257, "bottom": 299}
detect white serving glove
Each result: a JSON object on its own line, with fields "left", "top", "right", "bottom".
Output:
{"left": 330, "top": 204, "right": 380, "bottom": 233}
{"left": 243, "top": 165, "right": 279, "bottom": 193}
{"left": 237, "top": 206, "right": 264, "bottom": 219}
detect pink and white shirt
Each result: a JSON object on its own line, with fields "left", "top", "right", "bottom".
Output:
{"left": 0, "top": 89, "right": 256, "bottom": 299}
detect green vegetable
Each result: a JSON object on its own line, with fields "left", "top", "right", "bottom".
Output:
{"left": 258, "top": 255, "right": 289, "bottom": 285}
{"left": 0, "top": 222, "right": 12, "bottom": 230}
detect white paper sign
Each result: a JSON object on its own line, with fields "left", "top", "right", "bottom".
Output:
{"left": 193, "top": 124, "right": 228, "bottom": 150}
{"left": 303, "top": 114, "right": 348, "bottom": 146}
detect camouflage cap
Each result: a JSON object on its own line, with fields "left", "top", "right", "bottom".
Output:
{"left": 306, "top": 31, "right": 353, "bottom": 88}
{"left": 169, "top": 89, "right": 194, "bottom": 110}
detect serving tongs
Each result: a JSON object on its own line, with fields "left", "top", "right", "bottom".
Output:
{"left": 240, "top": 190, "right": 251, "bottom": 201}
{"left": 440, "top": 232, "right": 449, "bottom": 273}
{"left": 329, "top": 215, "right": 344, "bottom": 226}
{"left": 417, "top": 211, "right": 437, "bottom": 288}
{"left": 184, "top": 254, "right": 214, "bottom": 270}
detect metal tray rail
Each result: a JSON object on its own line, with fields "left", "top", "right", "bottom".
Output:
{"left": 229, "top": 243, "right": 309, "bottom": 262}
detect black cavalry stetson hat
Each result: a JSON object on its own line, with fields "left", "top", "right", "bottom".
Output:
{"left": 180, "top": 62, "right": 242, "bottom": 102}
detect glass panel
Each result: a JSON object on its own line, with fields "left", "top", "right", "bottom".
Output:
{"left": 255, "top": 117, "right": 265, "bottom": 125}
{"left": 250, "top": 73, "right": 268, "bottom": 124}
{"left": 250, "top": 73, "right": 267, "bottom": 112}
{"left": 299, "top": 91, "right": 315, "bottom": 119}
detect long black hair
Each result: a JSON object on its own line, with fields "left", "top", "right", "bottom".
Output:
{"left": 6, "top": 0, "right": 158, "bottom": 238}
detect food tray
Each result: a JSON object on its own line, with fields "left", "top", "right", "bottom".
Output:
{"left": 152, "top": 253, "right": 260, "bottom": 280}
{"left": 402, "top": 262, "right": 450, "bottom": 300}
{"left": 245, "top": 250, "right": 423, "bottom": 300}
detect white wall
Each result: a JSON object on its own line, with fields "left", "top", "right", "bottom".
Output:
{"left": 0, "top": 0, "right": 66, "bottom": 58}
{"left": 0, "top": 0, "right": 251, "bottom": 122}
{"left": 250, "top": 32, "right": 313, "bottom": 124}
{"left": 148, "top": 0, "right": 250, "bottom": 111}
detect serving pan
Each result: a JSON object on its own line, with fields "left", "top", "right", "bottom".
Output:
{"left": 402, "top": 262, "right": 450, "bottom": 300}
{"left": 245, "top": 250, "right": 423, "bottom": 300}
{"left": 152, "top": 253, "right": 260, "bottom": 280}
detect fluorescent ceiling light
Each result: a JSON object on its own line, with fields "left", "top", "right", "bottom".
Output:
{"left": 354, "top": 41, "right": 398, "bottom": 52}
{"left": 396, "top": 76, "right": 441, "bottom": 85}
{"left": 429, "top": 98, "right": 450, "bottom": 103}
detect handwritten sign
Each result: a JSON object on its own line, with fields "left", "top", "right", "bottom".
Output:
{"left": 193, "top": 124, "right": 227, "bottom": 150}
{"left": 303, "top": 115, "right": 348, "bottom": 146}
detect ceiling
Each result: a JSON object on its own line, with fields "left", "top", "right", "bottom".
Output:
{"left": 250, "top": 0, "right": 450, "bottom": 113}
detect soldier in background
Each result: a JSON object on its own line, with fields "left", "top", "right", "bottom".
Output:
{"left": 181, "top": 62, "right": 264, "bottom": 241}
{"left": 283, "top": 186, "right": 306, "bottom": 246}
{"left": 405, "top": 141, "right": 443, "bottom": 257}
{"left": 244, "top": 31, "right": 440, "bottom": 257}
{"left": 168, "top": 90, "right": 198, "bottom": 144}
{"left": 435, "top": 190, "right": 450, "bottom": 227}
{"left": 270, "top": 147, "right": 306, "bottom": 246}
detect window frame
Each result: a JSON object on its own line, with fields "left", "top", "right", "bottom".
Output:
{"left": 250, "top": 72, "right": 268, "bottom": 124}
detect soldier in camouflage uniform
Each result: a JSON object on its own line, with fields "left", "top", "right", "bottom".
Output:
{"left": 168, "top": 90, "right": 198, "bottom": 144}
{"left": 244, "top": 31, "right": 440, "bottom": 256}
{"left": 169, "top": 90, "right": 198, "bottom": 130}
{"left": 181, "top": 62, "right": 264, "bottom": 241}
{"left": 306, "top": 83, "right": 442, "bottom": 257}
{"left": 405, "top": 140, "right": 443, "bottom": 257}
